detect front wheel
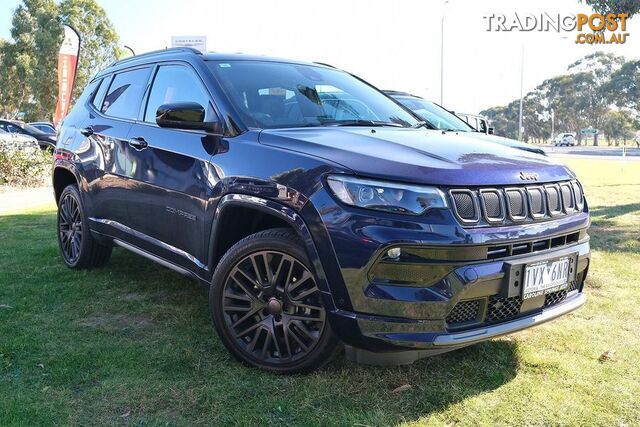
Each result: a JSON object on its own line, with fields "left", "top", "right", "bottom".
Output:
{"left": 209, "top": 228, "right": 339, "bottom": 373}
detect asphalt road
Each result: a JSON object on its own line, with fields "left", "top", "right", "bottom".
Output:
{"left": 543, "top": 145, "right": 640, "bottom": 159}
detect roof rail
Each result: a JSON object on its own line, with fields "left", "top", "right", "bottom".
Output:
{"left": 313, "top": 62, "right": 336, "bottom": 68}
{"left": 109, "top": 47, "right": 202, "bottom": 68}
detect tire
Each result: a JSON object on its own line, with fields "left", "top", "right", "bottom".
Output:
{"left": 209, "top": 228, "right": 339, "bottom": 373}
{"left": 57, "top": 184, "right": 112, "bottom": 269}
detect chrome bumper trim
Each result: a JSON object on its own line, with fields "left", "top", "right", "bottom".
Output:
{"left": 433, "top": 292, "right": 586, "bottom": 346}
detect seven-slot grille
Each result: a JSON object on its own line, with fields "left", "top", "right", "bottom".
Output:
{"left": 449, "top": 180, "right": 584, "bottom": 226}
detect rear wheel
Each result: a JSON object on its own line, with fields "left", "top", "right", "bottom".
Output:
{"left": 209, "top": 228, "right": 339, "bottom": 373}
{"left": 57, "top": 184, "right": 112, "bottom": 269}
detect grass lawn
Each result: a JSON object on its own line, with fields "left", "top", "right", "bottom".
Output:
{"left": 1, "top": 158, "right": 639, "bottom": 426}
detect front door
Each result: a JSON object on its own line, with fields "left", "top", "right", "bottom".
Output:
{"left": 124, "top": 64, "right": 222, "bottom": 274}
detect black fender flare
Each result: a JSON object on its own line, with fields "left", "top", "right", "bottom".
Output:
{"left": 207, "top": 193, "right": 352, "bottom": 313}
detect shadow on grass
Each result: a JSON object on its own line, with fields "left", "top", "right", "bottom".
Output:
{"left": 0, "top": 210, "right": 519, "bottom": 425}
{"left": 590, "top": 203, "right": 640, "bottom": 220}
{"left": 588, "top": 203, "right": 640, "bottom": 254}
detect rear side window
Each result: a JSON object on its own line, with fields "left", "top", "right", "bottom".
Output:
{"left": 144, "top": 65, "right": 211, "bottom": 123}
{"left": 91, "top": 78, "right": 109, "bottom": 110}
{"left": 101, "top": 67, "right": 150, "bottom": 120}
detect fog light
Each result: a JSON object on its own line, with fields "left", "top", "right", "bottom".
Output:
{"left": 387, "top": 247, "right": 401, "bottom": 259}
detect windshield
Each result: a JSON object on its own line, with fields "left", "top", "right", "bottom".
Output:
{"left": 207, "top": 61, "right": 420, "bottom": 129}
{"left": 393, "top": 97, "right": 473, "bottom": 132}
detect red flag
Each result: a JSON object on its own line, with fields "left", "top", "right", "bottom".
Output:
{"left": 53, "top": 25, "right": 80, "bottom": 126}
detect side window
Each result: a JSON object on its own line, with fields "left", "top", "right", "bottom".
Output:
{"left": 478, "top": 119, "right": 487, "bottom": 133}
{"left": 144, "top": 65, "right": 211, "bottom": 123}
{"left": 101, "top": 67, "right": 150, "bottom": 120}
{"left": 91, "top": 78, "right": 109, "bottom": 110}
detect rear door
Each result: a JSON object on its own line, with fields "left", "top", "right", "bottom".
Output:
{"left": 123, "top": 63, "right": 222, "bottom": 273}
{"left": 80, "top": 66, "right": 152, "bottom": 236}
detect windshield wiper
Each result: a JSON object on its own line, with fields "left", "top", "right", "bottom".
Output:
{"left": 412, "top": 121, "right": 431, "bottom": 129}
{"left": 321, "top": 119, "right": 404, "bottom": 128}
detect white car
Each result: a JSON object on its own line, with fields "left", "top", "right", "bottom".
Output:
{"left": 554, "top": 133, "right": 576, "bottom": 146}
{"left": 0, "top": 128, "right": 40, "bottom": 153}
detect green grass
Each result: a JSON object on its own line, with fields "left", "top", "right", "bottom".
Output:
{"left": 1, "top": 158, "right": 639, "bottom": 426}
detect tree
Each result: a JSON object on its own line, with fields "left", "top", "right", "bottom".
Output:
{"left": 566, "top": 52, "right": 625, "bottom": 145}
{"left": 0, "top": 0, "right": 120, "bottom": 120}
{"left": 59, "top": 0, "right": 120, "bottom": 101}
{"left": 604, "top": 60, "right": 640, "bottom": 113}
{"left": 601, "top": 110, "right": 639, "bottom": 145}
{"left": 9, "top": 0, "right": 62, "bottom": 120}
{"left": 581, "top": 0, "right": 640, "bottom": 19}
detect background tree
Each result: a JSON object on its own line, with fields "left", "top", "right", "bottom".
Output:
{"left": 604, "top": 60, "right": 640, "bottom": 113}
{"left": 8, "top": 0, "right": 62, "bottom": 121}
{"left": 0, "top": 0, "right": 120, "bottom": 121}
{"left": 601, "top": 110, "right": 639, "bottom": 145}
{"left": 59, "top": 0, "right": 120, "bottom": 101}
{"left": 581, "top": 0, "right": 640, "bottom": 19}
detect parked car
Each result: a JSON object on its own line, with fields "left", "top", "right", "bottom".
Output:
{"left": 555, "top": 133, "right": 576, "bottom": 146}
{"left": 29, "top": 121, "right": 57, "bottom": 134}
{"left": 387, "top": 91, "right": 546, "bottom": 156}
{"left": 455, "top": 112, "right": 492, "bottom": 134}
{"left": 53, "top": 48, "right": 590, "bottom": 373}
{"left": 0, "top": 128, "right": 40, "bottom": 153}
{"left": 0, "top": 119, "right": 56, "bottom": 151}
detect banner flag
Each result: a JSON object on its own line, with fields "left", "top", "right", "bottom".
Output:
{"left": 53, "top": 25, "right": 80, "bottom": 126}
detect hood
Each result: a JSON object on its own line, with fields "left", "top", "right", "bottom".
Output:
{"left": 459, "top": 132, "right": 547, "bottom": 155}
{"left": 259, "top": 127, "right": 572, "bottom": 186}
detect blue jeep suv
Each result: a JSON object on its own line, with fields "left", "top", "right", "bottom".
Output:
{"left": 53, "top": 48, "right": 590, "bottom": 373}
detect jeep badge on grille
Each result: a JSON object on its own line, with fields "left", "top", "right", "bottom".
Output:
{"left": 519, "top": 171, "right": 539, "bottom": 181}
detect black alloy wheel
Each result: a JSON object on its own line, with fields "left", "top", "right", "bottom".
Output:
{"left": 56, "top": 184, "right": 112, "bottom": 269}
{"left": 58, "top": 192, "right": 83, "bottom": 264}
{"left": 210, "top": 229, "right": 338, "bottom": 373}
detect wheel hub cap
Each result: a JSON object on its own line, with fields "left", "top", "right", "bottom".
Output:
{"left": 221, "top": 250, "right": 326, "bottom": 364}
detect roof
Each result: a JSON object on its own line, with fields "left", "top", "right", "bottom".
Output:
{"left": 382, "top": 90, "right": 424, "bottom": 99}
{"left": 97, "top": 47, "right": 336, "bottom": 78}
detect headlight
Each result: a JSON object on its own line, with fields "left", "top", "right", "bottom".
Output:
{"left": 326, "top": 175, "right": 447, "bottom": 215}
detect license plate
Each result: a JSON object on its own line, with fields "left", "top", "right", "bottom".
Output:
{"left": 523, "top": 257, "right": 570, "bottom": 299}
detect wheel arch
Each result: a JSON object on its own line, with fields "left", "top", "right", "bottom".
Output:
{"left": 208, "top": 194, "right": 337, "bottom": 311}
{"left": 52, "top": 165, "right": 80, "bottom": 205}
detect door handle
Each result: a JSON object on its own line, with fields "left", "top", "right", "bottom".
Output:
{"left": 80, "top": 126, "right": 94, "bottom": 137}
{"left": 128, "top": 137, "right": 148, "bottom": 150}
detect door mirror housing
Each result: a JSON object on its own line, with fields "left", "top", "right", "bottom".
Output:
{"left": 488, "top": 127, "right": 495, "bottom": 135}
{"left": 156, "top": 102, "right": 221, "bottom": 133}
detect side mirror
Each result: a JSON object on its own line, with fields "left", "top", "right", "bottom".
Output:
{"left": 488, "top": 127, "right": 495, "bottom": 135}
{"left": 156, "top": 102, "right": 221, "bottom": 133}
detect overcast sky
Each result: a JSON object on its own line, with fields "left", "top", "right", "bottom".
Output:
{"left": 1, "top": 0, "right": 638, "bottom": 114}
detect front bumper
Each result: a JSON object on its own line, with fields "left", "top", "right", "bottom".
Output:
{"left": 310, "top": 188, "right": 591, "bottom": 354}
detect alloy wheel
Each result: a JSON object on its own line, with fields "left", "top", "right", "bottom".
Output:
{"left": 221, "top": 250, "right": 326, "bottom": 364}
{"left": 58, "top": 193, "right": 82, "bottom": 264}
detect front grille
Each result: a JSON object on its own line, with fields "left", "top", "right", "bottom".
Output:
{"left": 450, "top": 180, "right": 584, "bottom": 226}
{"left": 450, "top": 190, "right": 478, "bottom": 222}
{"left": 486, "top": 231, "right": 580, "bottom": 260}
{"left": 544, "top": 290, "right": 568, "bottom": 306}
{"left": 446, "top": 299, "right": 480, "bottom": 324}
{"left": 486, "top": 295, "right": 522, "bottom": 322}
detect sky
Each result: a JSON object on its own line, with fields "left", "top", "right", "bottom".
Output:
{"left": 1, "top": 0, "right": 638, "bottom": 114}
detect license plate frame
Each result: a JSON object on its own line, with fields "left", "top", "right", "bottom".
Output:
{"left": 522, "top": 256, "right": 572, "bottom": 300}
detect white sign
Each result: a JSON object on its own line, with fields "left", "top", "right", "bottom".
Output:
{"left": 171, "top": 36, "right": 207, "bottom": 53}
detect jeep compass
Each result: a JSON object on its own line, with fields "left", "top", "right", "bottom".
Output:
{"left": 53, "top": 48, "right": 590, "bottom": 373}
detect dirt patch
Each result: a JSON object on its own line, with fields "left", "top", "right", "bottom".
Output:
{"left": 78, "top": 313, "right": 154, "bottom": 330}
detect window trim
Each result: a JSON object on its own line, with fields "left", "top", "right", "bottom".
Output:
{"left": 142, "top": 63, "right": 212, "bottom": 124}
{"left": 98, "top": 65, "right": 153, "bottom": 122}
{"left": 135, "top": 60, "right": 224, "bottom": 136}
